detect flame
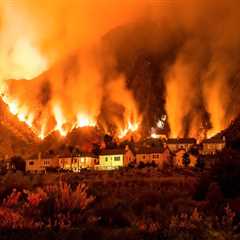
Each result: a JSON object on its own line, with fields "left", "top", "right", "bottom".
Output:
{"left": 151, "top": 132, "right": 160, "bottom": 139}
{"left": 53, "top": 104, "right": 68, "bottom": 137}
{"left": 1, "top": 94, "right": 34, "bottom": 128}
{"left": 76, "top": 113, "right": 96, "bottom": 128}
{"left": 118, "top": 120, "right": 139, "bottom": 138}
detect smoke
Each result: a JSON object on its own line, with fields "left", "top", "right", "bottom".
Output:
{"left": 163, "top": 0, "right": 240, "bottom": 138}
{"left": 0, "top": 0, "right": 147, "bottom": 137}
{"left": 1, "top": 0, "right": 240, "bottom": 139}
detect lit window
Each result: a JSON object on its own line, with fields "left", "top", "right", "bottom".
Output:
{"left": 114, "top": 156, "right": 121, "bottom": 161}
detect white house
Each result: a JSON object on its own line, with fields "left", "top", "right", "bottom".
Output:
{"left": 98, "top": 146, "right": 134, "bottom": 170}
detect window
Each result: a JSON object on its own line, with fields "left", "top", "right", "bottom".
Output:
{"left": 29, "top": 161, "right": 34, "bottom": 165}
{"left": 105, "top": 157, "right": 108, "bottom": 162}
{"left": 44, "top": 160, "right": 49, "bottom": 165}
{"left": 114, "top": 156, "right": 121, "bottom": 161}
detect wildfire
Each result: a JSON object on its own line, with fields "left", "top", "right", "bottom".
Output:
{"left": 53, "top": 105, "right": 68, "bottom": 137}
{"left": 1, "top": 94, "right": 34, "bottom": 128}
{"left": 118, "top": 120, "right": 139, "bottom": 138}
{"left": 76, "top": 113, "right": 96, "bottom": 128}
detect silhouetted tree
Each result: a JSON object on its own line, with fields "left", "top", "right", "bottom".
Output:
{"left": 10, "top": 156, "right": 26, "bottom": 172}
{"left": 212, "top": 149, "right": 240, "bottom": 198}
{"left": 196, "top": 155, "right": 205, "bottom": 170}
{"left": 92, "top": 143, "right": 101, "bottom": 155}
{"left": 183, "top": 153, "right": 190, "bottom": 167}
{"left": 104, "top": 134, "right": 116, "bottom": 149}
{"left": 138, "top": 161, "right": 145, "bottom": 169}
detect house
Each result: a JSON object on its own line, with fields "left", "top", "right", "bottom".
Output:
{"left": 98, "top": 146, "right": 134, "bottom": 170}
{"left": 136, "top": 147, "right": 170, "bottom": 167}
{"left": 166, "top": 138, "right": 197, "bottom": 152}
{"left": 58, "top": 155, "right": 72, "bottom": 171}
{"left": 59, "top": 153, "right": 97, "bottom": 172}
{"left": 201, "top": 137, "right": 226, "bottom": 155}
{"left": 26, "top": 153, "right": 59, "bottom": 173}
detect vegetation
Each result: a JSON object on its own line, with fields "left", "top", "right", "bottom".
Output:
{"left": 0, "top": 162, "right": 239, "bottom": 239}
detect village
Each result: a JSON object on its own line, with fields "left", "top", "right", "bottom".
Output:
{"left": 21, "top": 136, "right": 226, "bottom": 174}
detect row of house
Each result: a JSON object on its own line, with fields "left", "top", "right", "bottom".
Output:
{"left": 26, "top": 146, "right": 171, "bottom": 173}
{"left": 25, "top": 137, "right": 226, "bottom": 173}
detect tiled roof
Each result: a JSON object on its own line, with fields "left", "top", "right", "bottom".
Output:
{"left": 136, "top": 147, "right": 165, "bottom": 154}
{"left": 167, "top": 138, "right": 196, "bottom": 144}
{"left": 29, "top": 152, "right": 97, "bottom": 159}
{"left": 99, "top": 149, "right": 126, "bottom": 155}
{"left": 58, "top": 153, "right": 97, "bottom": 158}
{"left": 202, "top": 138, "right": 225, "bottom": 144}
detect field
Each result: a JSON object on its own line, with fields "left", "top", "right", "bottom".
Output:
{"left": 0, "top": 167, "right": 239, "bottom": 240}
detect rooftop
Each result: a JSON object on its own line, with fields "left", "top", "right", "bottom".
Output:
{"left": 99, "top": 149, "right": 126, "bottom": 156}
{"left": 166, "top": 138, "right": 197, "bottom": 144}
{"left": 202, "top": 138, "right": 225, "bottom": 144}
{"left": 136, "top": 147, "right": 165, "bottom": 154}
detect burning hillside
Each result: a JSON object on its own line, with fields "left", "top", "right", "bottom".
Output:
{"left": 1, "top": 1, "right": 240, "bottom": 141}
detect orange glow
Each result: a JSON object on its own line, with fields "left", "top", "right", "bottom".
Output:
{"left": 53, "top": 105, "right": 68, "bottom": 137}
{"left": 76, "top": 113, "right": 96, "bottom": 128}
{"left": 8, "top": 38, "right": 48, "bottom": 80}
{"left": 1, "top": 94, "right": 34, "bottom": 128}
{"left": 118, "top": 120, "right": 139, "bottom": 139}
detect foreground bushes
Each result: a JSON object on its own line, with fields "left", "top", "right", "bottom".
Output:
{"left": 0, "top": 169, "right": 239, "bottom": 239}
{"left": 0, "top": 181, "right": 95, "bottom": 229}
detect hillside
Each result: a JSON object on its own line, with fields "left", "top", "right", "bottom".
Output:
{"left": 0, "top": 99, "right": 38, "bottom": 158}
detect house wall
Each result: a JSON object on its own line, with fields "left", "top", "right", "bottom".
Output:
{"left": 202, "top": 143, "right": 225, "bottom": 154}
{"left": 99, "top": 154, "right": 124, "bottom": 170}
{"left": 136, "top": 149, "right": 170, "bottom": 167}
{"left": 71, "top": 157, "right": 96, "bottom": 171}
{"left": 26, "top": 158, "right": 54, "bottom": 173}
{"left": 124, "top": 150, "right": 135, "bottom": 166}
{"left": 136, "top": 153, "right": 161, "bottom": 163}
{"left": 59, "top": 157, "right": 72, "bottom": 170}
{"left": 168, "top": 143, "right": 194, "bottom": 152}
